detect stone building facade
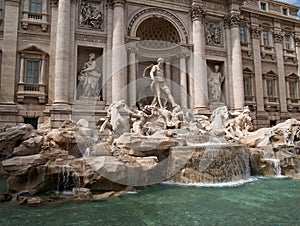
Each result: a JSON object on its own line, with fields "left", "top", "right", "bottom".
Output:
{"left": 0, "top": 0, "right": 299, "bottom": 129}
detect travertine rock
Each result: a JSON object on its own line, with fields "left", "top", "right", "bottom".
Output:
{"left": 0, "top": 124, "right": 35, "bottom": 160}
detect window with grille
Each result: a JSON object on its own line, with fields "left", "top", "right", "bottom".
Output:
{"left": 262, "top": 31, "right": 270, "bottom": 46}
{"left": 240, "top": 26, "right": 247, "bottom": 43}
{"left": 266, "top": 79, "right": 276, "bottom": 101}
{"left": 29, "top": 0, "right": 42, "bottom": 13}
{"left": 284, "top": 35, "right": 292, "bottom": 50}
{"left": 26, "top": 60, "right": 40, "bottom": 84}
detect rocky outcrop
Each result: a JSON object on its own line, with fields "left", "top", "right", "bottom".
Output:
{"left": 0, "top": 124, "right": 35, "bottom": 160}
{"left": 170, "top": 144, "right": 250, "bottom": 183}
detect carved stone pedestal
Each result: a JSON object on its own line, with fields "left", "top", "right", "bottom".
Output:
{"left": 50, "top": 104, "right": 72, "bottom": 129}
{"left": 209, "top": 102, "right": 225, "bottom": 111}
{"left": 72, "top": 98, "right": 106, "bottom": 128}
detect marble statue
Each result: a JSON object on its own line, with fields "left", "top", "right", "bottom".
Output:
{"left": 80, "top": 1, "right": 103, "bottom": 29}
{"left": 208, "top": 65, "right": 224, "bottom": 103}
{"left": 225, "top": 106, "right": 253, "bottom": 140}
{"left": 149, "top": 58, "right": 177, "bottom": 109}
{"left": 78, "top": 53, "right": 101, "bottom": 98}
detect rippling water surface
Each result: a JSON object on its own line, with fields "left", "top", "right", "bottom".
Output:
{"left": 0, "top": 177, "right": 299, "bottom": 225}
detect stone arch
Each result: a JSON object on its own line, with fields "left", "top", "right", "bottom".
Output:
{"left": 127, "top": 7, "right": 189, "bottom": 43}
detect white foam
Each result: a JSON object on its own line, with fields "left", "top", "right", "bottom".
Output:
{"left": 162, "top": 177, "right": 259, "bottom": 188}
{"left": 186, "top": 142, "right": 226, "bottom": 147}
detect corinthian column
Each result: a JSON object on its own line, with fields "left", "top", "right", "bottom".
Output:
{"left": 274, "top": 31, "right": 287, "bottom": 112}
{"left": 111, "top": 0, "right": 127, "bottom": 102}
{"left": 226, "top": 13, "right": 244, "bottom": 109}
{"left": 128, "top": 46, "right": 137, "bottom": 107}
{"left": 180, "top": 54, "right": 188, "bottom": 109}
{"left": 296, "top": 36, "right": 300, "bottom": 79}
{"left": 251, "top": 25, "right": 264, "bottom": 112}
{"left": 53, "top": 0, "right": 70, "bottom": 104}
{"left": 191, "top": 3, "right": 207, "bottom": 110}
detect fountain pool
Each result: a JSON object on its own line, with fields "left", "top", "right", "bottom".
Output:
{"left": 0, "top": 177, "right": 299, "bottom": 225}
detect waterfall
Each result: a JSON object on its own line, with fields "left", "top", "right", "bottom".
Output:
{"left": 57, "top": 164, "right": 80, "bottom": 192}
{"left": 83, "top": 147, "right": 91, "bottom": 158}
{"left": 263, "top": 158, "right": 281, "bottom": 176}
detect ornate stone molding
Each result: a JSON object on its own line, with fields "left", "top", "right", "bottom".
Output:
{"left": 106, "top": 0, "right": 114, "bottom": 9}
{"left": 273, "top": 31, "right": 284, "bottom": 43}
{"left": 294, "top": 36, "right": 300, "bottom": 47}
{"left": 127, "top": 7, "right": 188, "bottom": 43}
{"left": 205, "top": 21, "right": 222, "bottom": 47}
{"left": 224, "top": 13, "right": 240, "bottom": 28}
{"left": 190, "top": 4, "right": 206, "bottom": 21}
{"left": 113, "top": 0, "right": 126, "bottom": 7}
{"left": 50, "top": 0, "right": 59, "bottom": 7}
{"left": 127, "top": 46, "right": 138, "bottom": 54}
{"left": 75, "top": 33, "right": 107, "bottom": 43}
{"left": 250, "top": 26, "right": 261, "bottom": 39}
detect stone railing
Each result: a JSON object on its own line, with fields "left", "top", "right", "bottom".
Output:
{"left": 264, "top": 96, "right": 280, "bottom": 111}
{"left": 287, "top": 98, "right": 300, "bottom": 111}
{"left": 16, "top": 83, "right": 46, "bottom": 104}
{"left": 21, "top": 11, "right": 49, "bottom": 32}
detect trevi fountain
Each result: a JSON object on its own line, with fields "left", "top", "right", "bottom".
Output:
{"left": 0, "top": 58, "right": 300, "bottom": 225}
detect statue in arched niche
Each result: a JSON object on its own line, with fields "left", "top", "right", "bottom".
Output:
{"left": 208, "top": 64, "right": 225, "bottom": 103}
{"left": 78, "top": 53, "right": 101, "bottom": 98}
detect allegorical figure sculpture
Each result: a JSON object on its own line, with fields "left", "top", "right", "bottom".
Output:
{"left": 149, "top": 58, "right": 177, "bottom": 109}
{"left": 80, "top": 1, "right": 103, "bottom": 29}
{"left": 208, "top": 64, "right": 225, "bottom": 103}
{"left": 78, "top": 53, "right": 101, "bottom": 98}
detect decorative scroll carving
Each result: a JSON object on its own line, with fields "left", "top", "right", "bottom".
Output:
{"left": 127, "top": 8, "right": 188, "bottom": 42}
{"left": 225, "top": 13, "right": 240, "bottom": 28}
{"left": 250, "top": 26, "right": 261, "bottom": 39}
{"left": 273, "top": 31, "right": 284, "bottom": 43}
{"left": 205, "top": 21, "right": 222, "bottom": 47}
{"left": 191, "top": 4, "right": 206, "bottom": 21}
{"left": 79, "top": 0, "right": 104, "bottom": 30}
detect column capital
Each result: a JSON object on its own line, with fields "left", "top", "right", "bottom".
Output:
{"left": 294, "top": 35, "right": 300, "bottom": 47}
{"left": 106, "top": 0, "right": 114, "bottom": 9}
{"left": 250, "top": 26, "right": 261, "bottom": 39}
{"left": 225, "top": 13, "right": 240, "bottom": 28}
{"left": 273, "top": 31, "right": 284, "bottom": 43}
{"left": 190, "top": 4, "right": 206, "bottom": 21}
{"left": 113, "top": 0, "right": 126, "bottom": 7}
{"left": 127, "top": 46, "right": 138, "bottom": 54}
{"left": 50, "top": 0, "right": 59, "bottom": 7}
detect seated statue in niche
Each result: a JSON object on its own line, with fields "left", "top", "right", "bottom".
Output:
{"left": 144, "top": 58, "right": 178, "bottom": 109}
{"left": 208, "top": 64, "right": 225, "bottom": 103}
{"left": 78, "top": 53, "right": 101, "bottom": 98}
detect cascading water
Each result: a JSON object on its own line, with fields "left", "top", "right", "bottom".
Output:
{"left": 57, "top": 164, "right": 80, "bottom": 193}
{"left": 263, "top": 158, "right": 282, "bottom": 176}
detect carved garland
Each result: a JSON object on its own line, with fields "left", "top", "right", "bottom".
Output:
{"left": 250, "top": 26, "right": 261, "bottom": 39}
{"left": 127, "top": 8, "right": 188, "bottom": 43}
{"left": 273, "top": 31, "right": 284, "bottom": 43}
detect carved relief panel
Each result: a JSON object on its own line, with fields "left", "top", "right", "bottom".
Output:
{"left": 205, "top": 20, "right": 223, "bottom": 47}
{"left": 79, "top": 0, "right": 104, "bottom": 30}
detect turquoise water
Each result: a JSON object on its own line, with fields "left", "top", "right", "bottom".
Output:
{"left": 0, "top": 177, "right": 300, "bottom": 226}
